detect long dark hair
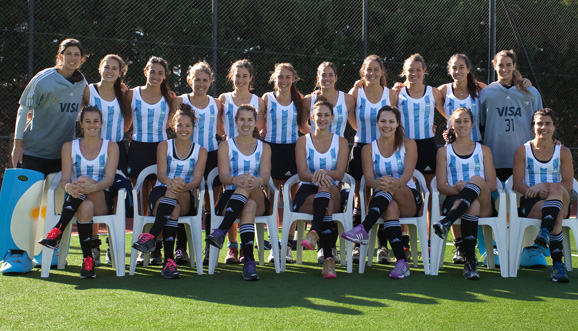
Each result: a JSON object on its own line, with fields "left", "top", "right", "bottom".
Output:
{"left": 228, "top": 59, "right": 254, "bottom": 91}
{"left": 235, "top": 104, "right": 260, "bottom": 139}
{"left": 531, "top": 108, "right": 558, "bottom": 142}
{"left": 447, "top": 54, "right": 481, "bottom": 99}
{"left": 55, "top": 38, "right": 87, "bottom": 83}
{"left": 170, "top": 103, "right": 197, "bottom": 130}
{"left": 446, "top": 107, "right": 474, "bottom": 144}
{"left": 269, "top": 63, "right": 306, "bottom": 127}
{"left": 492, "top": 49, "right": 529, "bottom": 94}
{"left": 99, "top": 54, "right": 130, "bottom": 120}
{"left": 360, "top": 55, "right": 387, "bottom": 87}
{"left": 145, "top": 56, "right": 175, "bottom": 105}
{"left": 377, "top": 106, "right": 405, "bottom": 150}
{"left": 314, "top": 61, "right": 338, "bottom": 91}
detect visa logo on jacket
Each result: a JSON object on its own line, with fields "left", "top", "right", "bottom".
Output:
{"left": 60, "top": 103, "right": 80, "bottom": 112}
{"left": 496, "top": 106, "right": 521, "bottom": 117}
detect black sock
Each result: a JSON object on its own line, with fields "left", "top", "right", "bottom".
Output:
{"left": 311, "top": 192, "right": 331, "bottom": 233}
{"left": 362, "top": 191, "right": 392, "bottom": 232}
{"left": 91, "top": 235, "right": 101, "bottom": 249}
{"left": 460, "top": 213, "right": 479, "bottom": 261}
{"left": 454, "top": 238, "right": 463, "bottom": 250}
{"left": 319, "top": 215, "right": 335, "bottom": 259}
{"left": 204, "top": 211, "right": 211, "bottom": 237}
{"left": 239, "top": 224, "right": 255, "bottom": 262}
{"left": 442, "top": 183, "right": 480, "bottom": 226}
{"left": 550, "top": 232, "right": 563, "bottom": 264}
{"left": 353, "top": 207, "right": 362, "bottom": 226}
{"left": 377, "top": 225, "right": 389, "bottom": 248}
{"left": 218, "top": 194, "right": 247, "bottom": 231}
{"left": 541, "top": 199, "right": 562, "bottom": 232}
{"left": 149, "top": 197, "right": 177, "bottom": 238}
{"left": 163, "top": 220, "right": 178, "bottom": 261}
{"left": 402, "top": 234, "right": 410, "bottom": 250}
{"left": 77, "top": 221, "right": 93, "bottom": 258}
{"left": 54, "top": 195, "right": 86, "bottom": 232}
{"left": 176, "top": 224, "right": 187, "bottom": 251}
{"left": 383, "top": 220, "right": 404, "bottom": 261}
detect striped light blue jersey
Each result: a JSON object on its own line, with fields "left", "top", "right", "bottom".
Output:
{"left": 355, "top": 87, "right": 391, "bottom": 143}
{"left": 264, "top": 92, "right": 299, "bottom": 144}
{"left": 182, "top": 95, "right": 219, "bottom": 152}
{"left": 398, "top": 86, "right": 435, "bottom": 140}
{"left": 155, "top": 139, "right": 202, "bottom": 188}
{"left": 131, "top": 87, "right": 168, "bottom": 143}
{"left": 443, "top": 83, "right": 482, "bottom": 142}
{"left": 371, "top": 140, "right": 416, "bottom": 190}
{"left": 88, "top": 84, "right": 124, "bottom": 143}
{"left": 523, "top": 141, "right": 561, "bottom": 187}
{"left": 304, "top": 133, "right": 340, "bottom": 185}
{"left": 226, "top": 138, "right": 263, "bottom": 190}
{"left": 71, "top": 138, "right": 109, "bottom": 182}
{"left": 310, "top": 92, "right": 348, "bottom": 136}
{"left": 223, "top": 92, "right": 259, "bottom": 138}
{"left": 446, "top": 142, "right": 485, "bottom": 187}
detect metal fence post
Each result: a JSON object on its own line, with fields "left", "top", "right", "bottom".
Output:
{"left": 212, "top": 0, "right": 218, "bottom": 97}
{"left": 488, "top": 0, "right": 496, "bottom": 84}
{"left": 362, "top": 0, "right": 368, "bottom": 59}
{"left": 28, "top": 0, "right": 35, "bottom": 81}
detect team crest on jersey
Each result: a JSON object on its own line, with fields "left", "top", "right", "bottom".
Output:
{"left": 524, "top": 100, "right": 530, "bottom": 106}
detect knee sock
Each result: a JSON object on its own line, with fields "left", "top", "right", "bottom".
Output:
{"left": 362, "top": 191, "right": 393, "bottom": 232}
{"left": 319, "top": 215, "right": 335, "bottom": 259}
{"left": 353, "top": 207, "right": 362, "bottom": 226}
{"left": 460, "top": 213, "right": 479, "bottom": 261}
{"left": 218, "top": 194, "right": 247, "bottom": 231}
{"left": 541, "top": 199, "right": 562, "bottom": 232}
{"left": 54, "top": 195, "right": 86, "bottom": 232}
{"left": 550, "top": 232, "right": 563, "bottom": 264}
{"left": 91, "top": 235, "right": 101, "bottom": 249}
{"left": 175, "top": 224, "right": 187, "bottom": 251}
{"left": 149, "top": 197, "right": 177, "bottom": 238}
{"left": 454, "top": 238, "right": 463, "bottom": 251}
{"left": 204, "top": 211, "right": 211, "bottom": 237}
{"left": 383, "top": 220, "right": 404, "bottom": 261}
{"left": 402, "top": 234, "right": 410, "bottom": 250}
{"left": 239, "top": 224, "right": 255, "bottom": 262}
{"left": 377, "top": 225, "right": 389, "bottom": 249}
{"left": 442, "top": 183, "right": 480, "bottom": 226}
{"left": 311, "top": 192, "right": 331, "bottom": 233}
{"left": 163, "top": 220, "right": 178, "bottom": 261}
{"left": 77, "top": 221, "right": 93, "bottom": 258}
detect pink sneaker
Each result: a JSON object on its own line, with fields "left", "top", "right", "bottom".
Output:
{"left": 389, "top": 259, "right": 410, "bottom": 279}
{"left": 301, "top": 231, "right": 319, "bottom": 250}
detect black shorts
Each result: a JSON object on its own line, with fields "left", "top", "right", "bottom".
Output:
{"left": 148, "top": 186, "right": 197, "bottom": 216}
{"left": 495, "top": 168, "right": 513, "bottom": 183}
{"left": 116, "top": 140, "right": 129, "bottom": 177}
{"left": 442, "top": 194, "right": 497, "bottom": 217}
{"left": 292, "top": 183, "right": 346, "bottom": 212}
{"left": 128, "top": 141, "right": 159, "bottom": 179}
{"left": 370, "top": 188, "right": 423, "bottom": 217}
{"left": 215, "top": 189, "right": 270, "bottom": 216}
{"left": 204, "top": 149, "right": 220, "bottom": 187}
{"left": 268, "top": 142, "right": 297, "bottom": 180}
{"left": 20, "top": 155, "right": 61, "bottom": 177}
{"left": 103, "top": 189, "right": 115, "bottom": 215}
{"left": 347, "top": 142, "right": 366, "bottom": 181}
{"left": 415, "top": 138, "right": 437, "bottom": 175}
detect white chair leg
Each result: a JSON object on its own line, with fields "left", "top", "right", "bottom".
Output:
{"left": 296, "top": 221, "right": 306, "bottom": 265}
{"left": 409, "top": 225, "right": 419, "bottom": 268}
{"left": 191, "top": 222, "right": 203, "bottom": 275}
{"left": 267, "top": 220, "right": 281, "bottom": 273}
{"left": 482, "top": 225, "right": 495, "bottom": 269}
{"left": 256, "top": 223, "right": 265, "bottom": 266}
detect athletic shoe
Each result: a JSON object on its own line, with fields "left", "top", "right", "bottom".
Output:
{"left": 132, "top": 233, "right": 156, "bottom": 253}
{"left": 239, "top": 249, "right": 245, "bottom": 263}
{"left": 352, "top": 246, "right": 360, "bottom": 263}
{"left": 463, "top": 259, "right": 480, "bottom": 280}
{"left": 535, "top": 227, "right": 551, "bottom": 249}
{"left": 433, "top": 221, "right": 449, "bottom": 240}
{"left": 1, "top": 250, "right": 34, "bottom": 274}
{"left": 150, "top": 249, "right": 163, "bottom": 266}
{"left": 105, "top": 247, "right": 112, "bottom": 264}
{"left": 317, "top": 248, "right": 340, "bottom": 264}
{"left": 404, "top": 247, "right": 412, "bottom": 263}
{"left": 389, "top": 259, "right": 410, "bottom": 279}
{"left": 174, "top": 249, "right": 190, "bottom": 266}
{"left": 322, "top": 257, "right": 337, "bottom": 279}
{"left": 225, "top": 247, "right": 239, "bottom": 264}
{"left": 161, "top": 259, "right": 180, "bottom": 279}
{"left": 243, "top": 261, "right": 259, "bottom": 281}
{"left": 520, "top": 244, "right": 548, "bottom": 268}
{"left": 206, "top": 229, "right": 227, "bottom": 249}
{"left": 332, "top": 248, "right": 340, "bottom": 264}
{"left": 551, "top": 262, "right": 569, "bottom": 283}
{"left": 38, "top": 227, "right": 62, "bottom": 249}
{"left": 286, "top": 245, "right": 293, "bottom": 263}
{"left": 301, "top": 230, "right": 319, "bottom": 250}
{"left": 453, "top": 247, "right": 465, "bottom": 264}
{"left": 136, "top": 252, "right": 146, "bottom": 265}
{"left": 80, "top": 256, "right": 96, "bottom": 279}
{"left": 267, "top": 248, "right": 275, "bottom": 263}
{"left": 341, "top": 224, "right": 369, "bottom": 245}
{"left": 377, "top": 246, "right": 391, "bottom": 264}
{"left": 203, "top": 246, "right": 210, "bottom": 266}
{"left": 92, "top": 247, "right": 101, "bottom": 266}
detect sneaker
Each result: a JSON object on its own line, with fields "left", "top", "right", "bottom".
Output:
{"left": 317, "top": 248, "right": 341, "bottom": 264}
{"left": 352, "top": 246, "right": 360, "bottom": 263}
{"left": 551, "top": 262, "right": 569, "bottom": 283}
{"left": 463, "top": 259, "right": 480, "bottom": 280}
{"left": 92, "top": 247, "right": 101, "bottom": 266}
{"left": 161, "top": 259, "right": 180, "bottom": 279}
{"left": 377, "top": 246, "right": 391, "bottom": 264}
{"left": 136, "top": 252, "right": 145, "bottom": 265}
{"left": 174, "top": 249, "right": 190, "bottom": 266}
{"left": 38, "top": 228, "right": 62, "bottom": 249}
{"left": 322, "top": 257, "right": 337, "bottom": 279}
{"left": 453, "top": 247, "right": 465, "bottom": 264}
{"left": 225, "top": 247, "right": 239, "bottom": 264}
{"left": 286, "top": 245, "right": 293, "bottom": 263}
{"left": 203, "top": 246, "right": 210, "bottom": 266}
{"left": 267, "top": 248, "right": 275, "bottom": 263}
{"left": 242, "top": 260, "right": 259, "bottom": 281}
{"left": 132, "top": 233, "right": 156, "bottom": 253}
{"left": 206, "top": 228, "right": 227, "bottom": 249}
{"left": 389, "top": 259, "right": 410, "bottom": 279}
{"left": 301, "top": 230, "right": 319, "bottom": 250}
{"left": 332, "top": 247, "right": 340, "bottom": 264}
{"left": 520, "top": 245, "right": 548, "bottom": 268}
{"left": 535, "top": 227, "right": 551, "bottom": 249}
{"left": 150, "top": 249, "right": 163, "bottom": 265}
{"left": 404, "top": 247, "right": 413, "bottom": 263}
{"left": 105, "top": 247, "right": 112, "bottom": 264}
{"left": 239, "top": 249, "right": 245, "bottom": 263}
{"left": 433, "top": 221, "right": 449, "bottom": 240}
{"left": 80, "top": 256, "right": 96, "bottom": 279}
{"left": 341, "top": 224, "right": 369, "bottom": 245}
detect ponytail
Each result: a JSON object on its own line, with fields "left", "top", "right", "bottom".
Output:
{"left": 513, "top": 70, "right": 529, "bottom": 94}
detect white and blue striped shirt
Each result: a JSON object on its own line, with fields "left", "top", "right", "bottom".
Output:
{"left": 399, "top": 86, "right": 435, "bottom": 140}
{"left": 182, "top": 95, "right": 219, "bottom": 152}
{"left": 264, "top": 92, "right": 299, "bottom": 144}
{"left": 131, "top": 87, "right": 168, "bottom": 143}
{"left": 226, "top": 138, "right": 263, "bottom": 190}
{"left": 446, "top": 142, "right": 485, "bottom": 187}
{"left": 156, "top": 139, "right": 201, "bottom": 187}
{"left": 223, "top": 92, "right": 259, "bottom": 138}
{"left": 355, "top": 87, "right": 391, "bottom": 143}
{"left": 304, "top": 133, "right": 340, "bottom": 186}
{"left": 443, "top": 83, "right": 482, "bottom": 142}
{"left": 310, "top": 92, "right": 348, "bottom": 136}
{"left": 88, "top": 84, "right": 124, "bottom": 143}
{"left": 371, "top": 140, "right": 416, "bottom": 190}
{"left": 71, "top": 138, "right": 109, "bottom": 182}
{"left": 523, "top": 141, "right": 561, "bottom": 187}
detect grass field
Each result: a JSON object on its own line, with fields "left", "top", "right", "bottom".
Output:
{"left": 1, "top": 232, "right": 578, "bottom": 330}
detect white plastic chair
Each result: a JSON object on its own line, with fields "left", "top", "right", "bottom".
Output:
{"left": 430, "top": 176, "right": 509, "bottom": 277}
{"left": 358, "top": 170, "right": 430, "bottom": 275}
{"left": 280, "top": 173, "right": 355, "bottom": 273}
{"left": 129, "top": 165, "right": 205, "bottom": 275}
{"left": 506, "top": 176, "right": 578, "bottom": 277}
{"left": 41, "top": 171, "right": 127, "bottom": 278}
{"left": 207, "top": 168, "right": 281, "bottom": 274}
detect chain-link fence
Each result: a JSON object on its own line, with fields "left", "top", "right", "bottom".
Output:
{"left": 1, "top": 0, "right": 577, "bottom": 183}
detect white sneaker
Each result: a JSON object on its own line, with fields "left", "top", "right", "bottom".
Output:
{"left": 317, "top": 248, "right": 325, "bottom": 264}
{"left": 352, "top": 246, "right": 360, "bottom": 263}
{"left": 286, "top": 245, "right": 293, "bottom": 263}
{"left": 332, "top": 247, "right": 340, "bottom": 264}
{"left": 268, "top": 249, "right": 275, "bottom": 263}
{"left": 377, "top": 246, "right": 391, "bottom": 264}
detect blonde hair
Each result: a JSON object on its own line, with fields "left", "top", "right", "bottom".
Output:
{"left": 492, "top": 49, "right": 529, "bottom": 94}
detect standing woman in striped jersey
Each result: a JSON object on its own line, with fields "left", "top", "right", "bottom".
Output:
{"left": 217, "top": 59, "right": 265, "bottom": 264}
{"left": 38, "top": 106, "right": 119, "bottom": 279}
{"left": 512, "top": 109, "right": 573, "bottom": 283}
{"left": 258, "top": 63, "right": 309, "bottom": 263}
{"left": 173, "top": 61, "right": 224, "bottom": 265}
{"left": 132, "top": 104, "right": 207, "bottom": 279}
{"left": 432, "top": 107, "right": 496, "bottom": 280}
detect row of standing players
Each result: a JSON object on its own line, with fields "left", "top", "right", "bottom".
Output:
{"left": 18, "top": 39, "right": 570, "bottom": 281}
